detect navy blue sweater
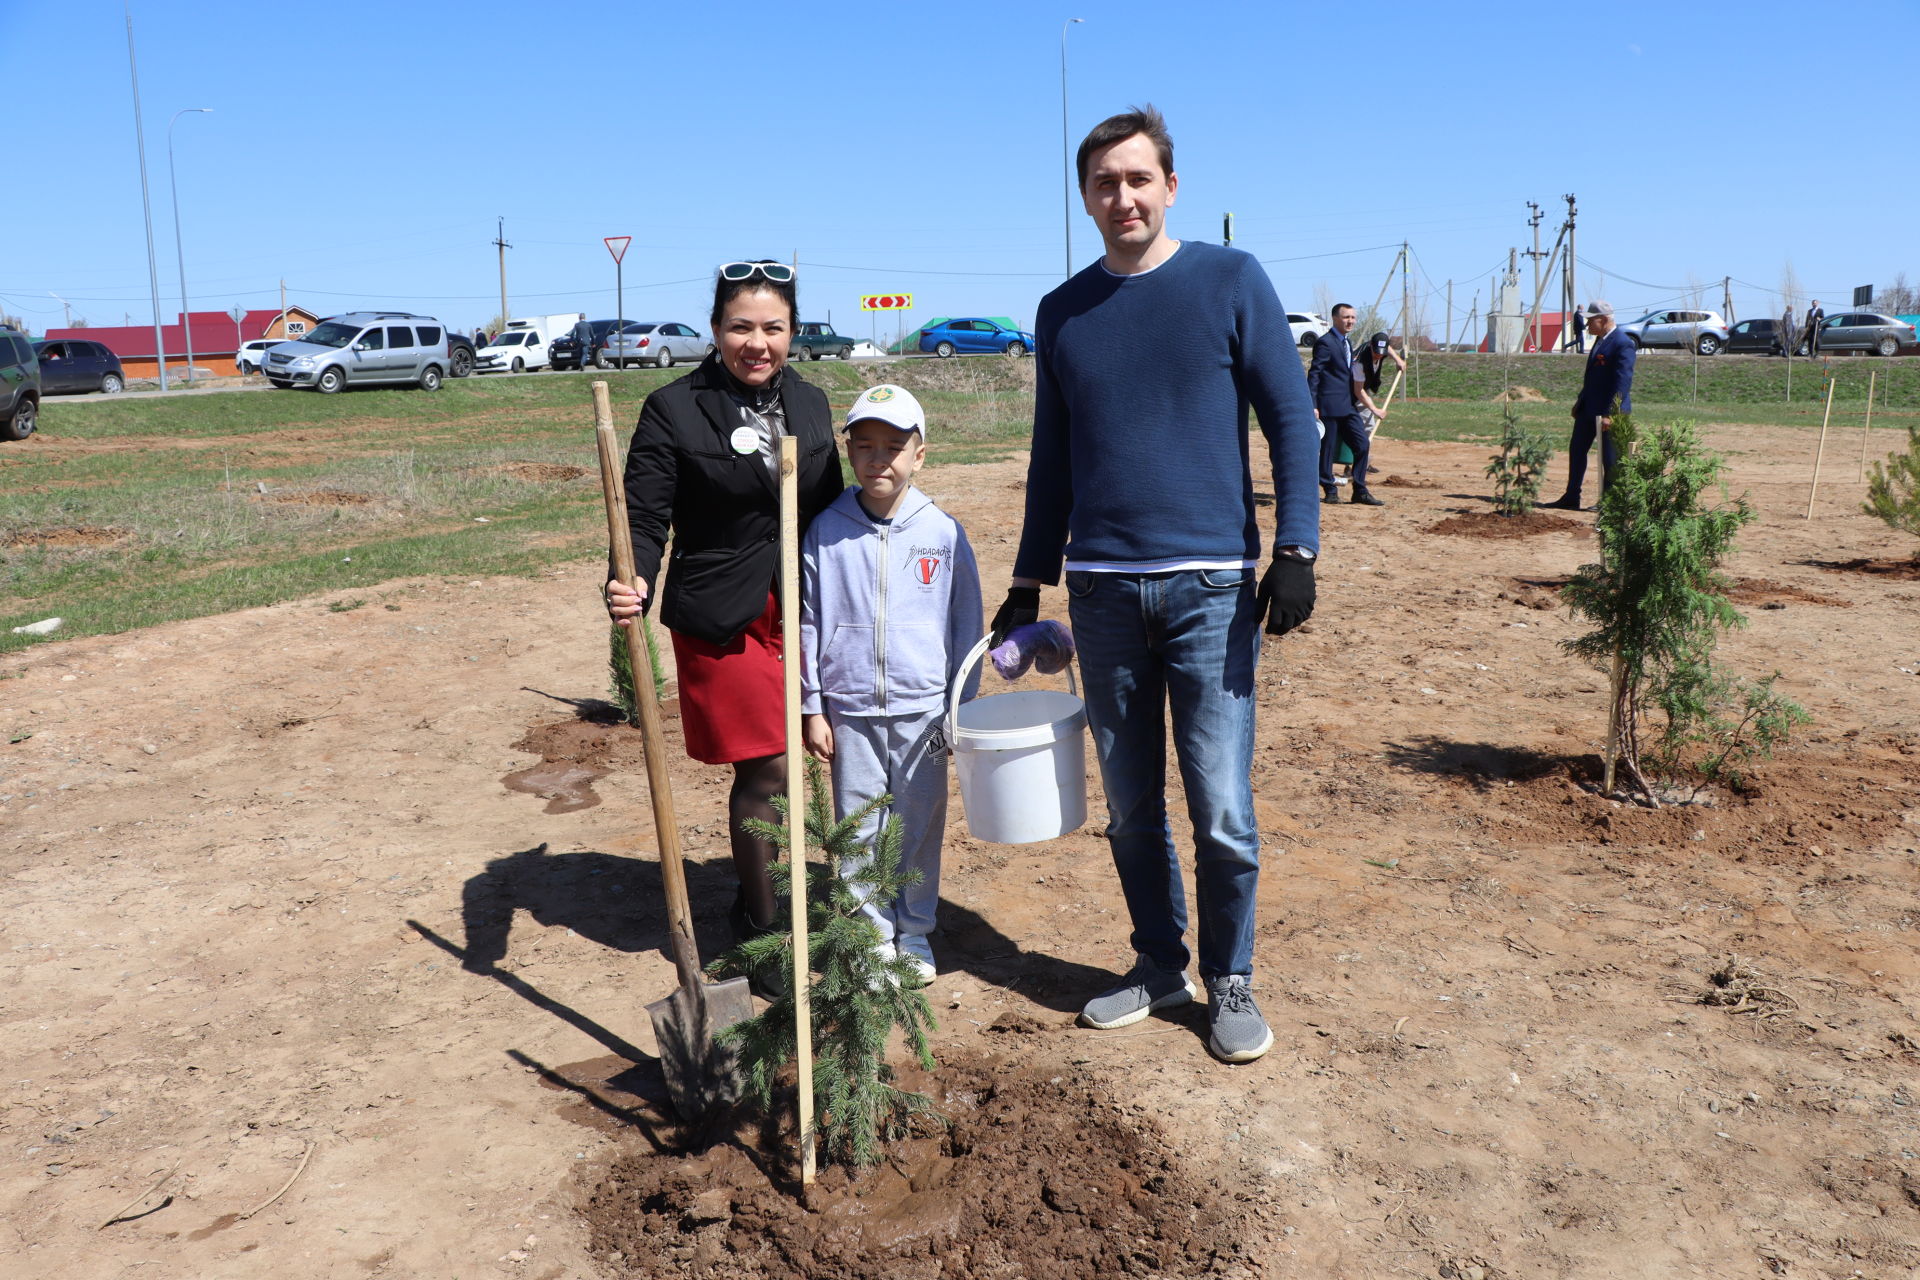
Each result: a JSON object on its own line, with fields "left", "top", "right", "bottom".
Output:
{"left": 1012, "top": 242, "right": 1321, "bottom": 583}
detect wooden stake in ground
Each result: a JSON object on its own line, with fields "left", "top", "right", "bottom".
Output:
{"left": 778, "top": 434, "right": 817, "bottom": 1186}
{"left": 1805, "top": 377, "right": 1836, "bottom": 520}
{"left": 1859, "top": 369, "right": 1877, "bottom": 483}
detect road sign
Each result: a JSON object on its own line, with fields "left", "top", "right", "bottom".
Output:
{"left": 605, "top": 237, "right": 631, "bottom": 264}
{"left": 1853, "top": 284, "right": 1873, "bottom": 308}
{"left": 861, "top": 294, "right": 912, "bottom": 311}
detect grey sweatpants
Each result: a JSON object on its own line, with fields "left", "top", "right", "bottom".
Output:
{"left": 828, "top": 706, "right": 948, "bottom": 947}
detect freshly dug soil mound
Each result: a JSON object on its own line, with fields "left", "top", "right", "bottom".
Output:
{"left": 1490, "top": 386, "right": 1549, "bottom": 403}
{"left": 1427, "top": 511, "right": 1590, "bottom": 539}
{"left": 1394, "top": 735, "right": 1918, "bottom": 865}
{"left": 1725, "top": 576, "right": 1851, "bottom": 608}
{"left": 1812, "top": 556, "right": 1920, "bottom": 582}
{"left": 262, "top": 488, "right": 374, "bottom": 506}
{"left": 1378, "top": 474, "right": 1440, "bottom": 488}
{"left": 579, "top": 1050, "right": 1257, "bottom": 1280}
{"left": 481, "top": 461, "right": 589, "bottom": 483}
{"left": 2, "top": 524, "right": 125, "bottom": 548}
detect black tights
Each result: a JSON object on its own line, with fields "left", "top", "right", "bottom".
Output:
{"left": 730, "top": 753, "right": 786, "bottom": 930}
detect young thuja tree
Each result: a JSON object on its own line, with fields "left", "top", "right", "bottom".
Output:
{"left": 1485, "top": 399, "right": 1556, "bottom": 516}
{"left": 607, "top": 618, "right": 666, "bottom": 722}
{"left": 1560, "top": 413, "right": 1805, "bottom": 803}
{"left": 1862, "top": 421, "right": 1920, "bottom": 560}
{"left": 712, "top": 757, "right": 939, "bottom": 1169}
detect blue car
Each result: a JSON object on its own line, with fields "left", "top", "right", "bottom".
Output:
{"left": 918, "top": 317, "right": 1035, "bottom": 358}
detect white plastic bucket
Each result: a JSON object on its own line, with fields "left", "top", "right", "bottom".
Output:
{"left": 947, "top": 635, "right": 1088, "bottom": 844}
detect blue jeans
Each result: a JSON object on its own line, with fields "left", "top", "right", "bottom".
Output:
{"left": 1065, "top": 568, "right": 1262, "bottom": 979}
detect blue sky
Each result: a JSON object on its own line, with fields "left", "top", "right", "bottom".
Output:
{"left": 4, "top": 2, "right": 1916, "bottom": 341}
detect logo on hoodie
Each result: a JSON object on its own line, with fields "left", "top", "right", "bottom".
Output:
{"left": 908, "top": 543, "right": 950, "bottom": 588}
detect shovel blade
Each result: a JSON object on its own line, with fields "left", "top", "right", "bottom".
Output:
{"left": 645, "top": 977, "right": 755, "bottom": 1122}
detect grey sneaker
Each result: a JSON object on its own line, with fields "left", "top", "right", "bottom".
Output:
{"left": 1079, "top": 954, "right": 1195, "bottom": 1030}
{"left": 1205, "top": 975, "right": 1273, "bottom": 1063}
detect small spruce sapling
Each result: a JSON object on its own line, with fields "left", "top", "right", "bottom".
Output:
{"left": 1560, "top": 412, "right": 1805, "bottom": 803}
{"left": 1862, "top": 421, "right": 1920, "bottom": 560}
{"left": 607, "top": 617, "right": 666, "bottom": 723}
{"left": 712, "top": 757, "right": 939, "bottom": 1170}
{"left": 1485, "top": 399, "right": 1556, "bottom": 516}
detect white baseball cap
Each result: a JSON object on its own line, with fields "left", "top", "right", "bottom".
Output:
{"left": 844, "top": 384, "right": 926, "bottom": 435}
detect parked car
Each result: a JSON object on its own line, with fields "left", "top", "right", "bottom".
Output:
{"left": 444, "top": 329, "right": 476, "bottom": 378}
{"left": 790, "top": 321, "right": 855, "bottom": 361}
{"left": 1723, "top": 318, "right": 1807, "bottom": 357}
{"left": 918, "top": 317, "right": 1036, "bottom": 357}
{"left": 236, "top": 338, "right": 283, "bottom": 374}
{"left": 263, "top": 312, "right": 451, "bottom": 393}
{"left": 1814, "top": 311, "right": 1919, "bottom": 357}
{"left": 31, "top": 339, "right": 125, "bottom": 394}
{"left": 549, "top": 319, "right": 629, "bottom": 372}
{"left": 1288, "top": 311, "right": 1329, "bottom": 348}
{"left": 601, "top": 321, "right": 710, "bottom": 370}
{"left": 473, "top": 329, "right": 548, "bottom": 374}
{"left": 2, "top": 325, "right": 39, "bottom": 441}
{"left": 1618, "top": 309, "right": 1729, "bottom": 355}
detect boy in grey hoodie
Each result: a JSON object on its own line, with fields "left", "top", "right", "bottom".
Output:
{"left": 800, "top": 384, "right": 983, "bottom": 986}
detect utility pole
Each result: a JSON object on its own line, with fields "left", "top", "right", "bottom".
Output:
{"left": 1723, "top": 275, "right": 1735, "bottom": 325}
{"left": 279, "top": 278, "right": 287, "bottom": 330}
{"left": 1525, "top": 202, "right": 1544, "bottom": 353}
{"left": 1445, "top": 280, "right": 1452, "bottom": 353}
{"left": 493, "top": 216, "right": 511, "bottom": 333}
{"left": 1563, "top": 193, "right": 1578, "bottom": 315}
{"left": 1222, "top": 211, "right": 1233, "bottom": 248}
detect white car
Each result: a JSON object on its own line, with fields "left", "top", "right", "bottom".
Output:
{"left": 237, "top": 338, "right": 283, "bottom": 374}
{"left": 1288, "top": 311, "right": 1329, "bottom": 348}
{"left": 473, "top": 330, "right": 548, "bottom": 374}
{"left": 1618, "top": 309, "right": 1729, "bottom": 355}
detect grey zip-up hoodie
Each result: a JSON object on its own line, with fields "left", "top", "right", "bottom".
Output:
{"left": 801, "top": 485, "right": 983, "bottom": 718}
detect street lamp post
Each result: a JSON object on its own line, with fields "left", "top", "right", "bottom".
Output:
{"left": 168, "top": 107, "right": 213, "bottom": 385}
{"left": 1060, "top": 17, "right": 1084, "bottom": 280}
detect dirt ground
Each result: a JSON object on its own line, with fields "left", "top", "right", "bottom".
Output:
{"left": 4, "top": 423, "right": 1918, "bottom": 1280}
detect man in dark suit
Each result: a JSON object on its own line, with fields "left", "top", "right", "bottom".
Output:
{"left": 1546, "top": 300, "right": 1636, "bottom": 510}
{"left": 1307, "top": 304, "right": 1381, "bottom": 505}
{"left": 1805, "top": 300, "right": 1825, "bottom": 354}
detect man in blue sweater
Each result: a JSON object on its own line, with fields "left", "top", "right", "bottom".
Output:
{"left": 990, "top": 105, "right": 1321, "bottom": 1064}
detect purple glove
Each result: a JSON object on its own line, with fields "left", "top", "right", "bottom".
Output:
{"left": 989, "top": 621, "right": 1075, "bottom": 680}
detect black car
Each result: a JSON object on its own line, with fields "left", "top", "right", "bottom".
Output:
{"left": 32, "top": 339, "right": 125, "bottom": 394}
{"left": 550, "top": 319, "right": 631, "bottom": 372}
{"left": 2, "top": 326, "right": 39, "bottom": 441}
{"left": 445, "top": 329, "right": 476, "bottom": 378}
{"left": 1723, "top": 318, "right": 1806, "bottom": 357}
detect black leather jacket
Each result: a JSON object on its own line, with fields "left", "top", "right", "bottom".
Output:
{"left": 619, "top": 355, "right": 843, "bottom": 647}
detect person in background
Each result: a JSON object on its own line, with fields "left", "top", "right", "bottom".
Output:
{"left": 1309, "top": 304, "right": 1382, "bottom": 506}
{"left": 1805, "top": 299, "right": 1825, "bottom": 355}
{"left": 1779, "top": 305, "right": 1796, "bottom": 358}
{"left": 603, "top": 260, "right": 843, "bottom": 989}
{"left": 1545, "top": 299, "right": 1636, "bottom": 511}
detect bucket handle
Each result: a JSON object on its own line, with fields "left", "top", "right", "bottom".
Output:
{"left": 946, "top": 632, "right": 1079, "bottom": 745}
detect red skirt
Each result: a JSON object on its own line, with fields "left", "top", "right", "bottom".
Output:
{"left": 670, "top": 591, "right": 786, "bottom": 765}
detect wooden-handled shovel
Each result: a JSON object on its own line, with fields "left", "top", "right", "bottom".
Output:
{"left": 591, "top": 381, "right": 754, "bottom": 1123}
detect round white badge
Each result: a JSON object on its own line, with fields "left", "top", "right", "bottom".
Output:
{"left": 729, "top": 426, "right": 759, "bottom": 455}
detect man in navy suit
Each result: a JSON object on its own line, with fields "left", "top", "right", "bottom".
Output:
{"left": 1308, "top": 304, "right": 1381, "bottom": 505}
{"left": 1546, "top": 299, "right": 1636, "bottom": 510}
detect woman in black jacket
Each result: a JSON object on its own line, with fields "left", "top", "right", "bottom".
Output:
{"left": 605, "top": 261, "right": 843, "bottom": 951}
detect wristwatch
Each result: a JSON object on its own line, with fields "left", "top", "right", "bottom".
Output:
{"left": 1275, "top": 546, "right": 1315, "bottom": 563}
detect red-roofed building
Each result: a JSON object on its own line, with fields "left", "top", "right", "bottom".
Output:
{"left": 43, "top": 307, "right": 324, "bottom": 379}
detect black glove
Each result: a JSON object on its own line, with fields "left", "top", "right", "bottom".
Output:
{"left": 1256, "top": 556, "right": 1315, "bottom": 636}
{"left": 988, "top": 586, "right": 1040, "bottom": 647}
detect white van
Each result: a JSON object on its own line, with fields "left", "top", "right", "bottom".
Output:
{"left": 503, "top": 312, "right": 585, "bottom": 367}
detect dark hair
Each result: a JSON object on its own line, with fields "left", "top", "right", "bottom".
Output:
{"left": 710, "top": 260, "right": 798, "bottom": 332}
{"left": 1331, "top": 303, "right": 1355, "bottom": 318}
{"left": 1075, "top": 103, "right": 1174, "bottom": 192}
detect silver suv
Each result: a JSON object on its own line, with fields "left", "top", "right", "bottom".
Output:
{"left": 1618, "top": 309, "right": 1729, "bottom": 355}
{"left": 264, "top": 312, "right": 451, "bottom": 393}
